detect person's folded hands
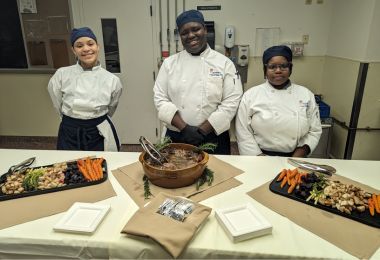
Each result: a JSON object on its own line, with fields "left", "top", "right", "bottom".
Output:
{"left": 181, "top": 125, "right": 204, "bottom": 145}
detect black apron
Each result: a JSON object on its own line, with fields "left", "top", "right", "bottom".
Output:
{"left": 165, "top": 129, "right": 231, "bottom": 155}
{"left": 261, "top": 149, "right": 293, "bottom": 157}
{"left": 57, "top": 115, "right": 120, "bottom": 151}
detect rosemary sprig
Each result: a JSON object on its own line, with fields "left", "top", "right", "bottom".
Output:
{"left": 196, "top": 167, "right": 214, "bottom": 190}
{"left": 195, "top": 143, "right": 217, "bottom": 153}
{"left": 143, "top": 175, "right": 152, "bottom": 199}
{"left": 154, "top": 136, "right": 172, "bottom": 151}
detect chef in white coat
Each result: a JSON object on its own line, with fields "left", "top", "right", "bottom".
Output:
{"left": 48, "top": 27, "right": 123, "bottom": 151}
{"left": 154, "top": 10, "right": 242, "bottom": 154}
{"left": 235, "top": 45, "right": 321, "bottom": 157}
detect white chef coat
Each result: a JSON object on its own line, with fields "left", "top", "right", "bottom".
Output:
{"left": 235, "top": 81, "right": 322, "bottom": 156}
{"left": 153, "top": 46, "right": 243, "bottom": 135}
{"left": 48, "top": 62, "right": 123, "bottom": 151}
{"left": 48, "top": 63, "right": 123, "bottom": 120}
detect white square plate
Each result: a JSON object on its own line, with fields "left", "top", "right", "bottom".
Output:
{"left": 215, "top": 203, "right": 272, "bottom": 242}
{"left": 53, "top": 202, "right": 110, "bottom": 234}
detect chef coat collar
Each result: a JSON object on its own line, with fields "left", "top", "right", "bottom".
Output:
{"left": 267, "top": 79, "right": 292, "bottom": 90}
{"left": 185, "top": 44, "right": 211, "bottom": 57}
{"left": 75, "top": 61, "right": 101, "bottom": 71}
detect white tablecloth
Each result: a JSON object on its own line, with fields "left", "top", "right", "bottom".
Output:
{"left": 0, "top": 149, "right": 379, "bottom": 259}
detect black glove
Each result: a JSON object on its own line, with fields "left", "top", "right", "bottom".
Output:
{"left": 180, "top": 125, "right": 204, "bottom": 145}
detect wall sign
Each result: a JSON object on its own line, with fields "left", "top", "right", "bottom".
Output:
{"left": 197, "top": 6, "right": 221, "bottom": 11}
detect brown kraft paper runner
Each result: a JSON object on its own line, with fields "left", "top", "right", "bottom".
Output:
{"left": 113, "top": 155, "right": 243, "bottom": 207}
{"left": 121, "top": 192, "right": 212, "bottom": 258}
{"left": 247, "top": 174, "right": 380, "bottom": 259}
{"left": 0, "top": 179, "right": 116, "bottom": 230}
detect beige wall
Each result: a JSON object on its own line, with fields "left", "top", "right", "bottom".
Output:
{"left": 245, "top": 56, "right": 324, "bottom": 94}
{"left": 320, "top": 57, "right": 359, "bottom": 159}
{"left": 352, "top": 62, "right": 380, "bottom": 160}
{"left": 0, "top": 73, "right": 59, "bottom": 136}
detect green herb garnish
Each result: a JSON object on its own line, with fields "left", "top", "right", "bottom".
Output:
{"left": 196, "top": 167, "right": 214, "bottom": 190}
{"left": 195, "top": 143, "right": 217, "bottom": 153}
{"left": 154, "top": 136, "right": 172, "bottom": 151}
{"left": 143, "top": 175, "right": 152, "bottom": 199}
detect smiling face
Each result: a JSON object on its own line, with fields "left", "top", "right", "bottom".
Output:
{"left": 265, "top": 56, "right": 291, "bottom": 86}
{"left": 179, "top": 22, "right": 208, "bottom": 55}
{"left": 72, "top": 37, "right": 99, "bottom": 69}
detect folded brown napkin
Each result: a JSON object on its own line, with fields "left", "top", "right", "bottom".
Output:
{"left": 121, "top": 192, "right": 212, "bottom": 258}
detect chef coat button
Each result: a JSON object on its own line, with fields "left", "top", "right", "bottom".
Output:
{"left": 181, "top": 106, "right": 184, "bottom": 109}
{"left": 293, "top": 112, "right": 296, "bottom": 116}
{"left": 271, "top": 90, "right": 275, "bottom": 93}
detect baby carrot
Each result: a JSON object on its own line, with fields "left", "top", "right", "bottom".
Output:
{"left": 277, "top": 169, "right": 287, "bottom": 182}
{"left": 288, "top": 178, "right": 297, "bottom": 194}
{"left": 91, "top": 160, "right": 100, "bottom": 180}
{"left": 372, "top": 194, "right": 380, "bottom": 214}
{"left": 77, "top": 163, "right": 91, "bottom": 181}
{"left": 290, "top": 168, "right": 298, "bottom": 178}
{"left": 368, "top": 198, "right": 375, "bottom": 216}
{"left": 287, "top": 169, "right": 292, "bottom": 186}
{"left": 86, "top": 157, "right": 96, "bottom": 181}
{"left": 280, "top": 175, "right": 287, "bottom": 188}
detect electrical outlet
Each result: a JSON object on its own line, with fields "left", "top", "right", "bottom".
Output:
{"left": 305, "top": 0, "right": 312, "bottom": 5}
{"left": 302, "top": 35, "right": 309, "bottom": 44}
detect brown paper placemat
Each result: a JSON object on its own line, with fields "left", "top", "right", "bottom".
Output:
{"left": 113, "top": 155, "right": 243, "bottom": 207}
{"left": 247, "top": 174, "right": 380, "bottom": 259}
{"left": 0, "top": 179, "right": 116, "bottom": 230}
{"left": 121, "top": 192, "right": 212, "bottom": 258}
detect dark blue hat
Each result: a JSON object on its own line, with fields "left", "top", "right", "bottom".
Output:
{"left": 70, "top": 27, "right": 97, "bottom": 46}
{"left": 176, "top": 10, "right": 205, "bottom": 29}
{"left": 263, "top": 45, "right": 292, "bottom": 64}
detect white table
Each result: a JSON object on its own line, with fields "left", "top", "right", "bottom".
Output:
{"left": 0, "top": 149, "right": 379, "bottom": 259}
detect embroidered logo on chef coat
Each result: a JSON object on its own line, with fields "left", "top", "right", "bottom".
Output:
{"left": 299, "top": 100, "right": 309, "bottom": 108}
{"left": 209, "top": 68, "right": 223, "bottom": 78}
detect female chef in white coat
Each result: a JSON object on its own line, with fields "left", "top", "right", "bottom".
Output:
{"left": 48, "top": 27, "right": 123, "bottom": 151}
{"left": 235, "top": 45, "right": 321, "bottom": 157}
{"left": 153, "top": 10, "right": 242, "bottom": 154}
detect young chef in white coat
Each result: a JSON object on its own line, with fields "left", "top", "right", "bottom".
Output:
{"left": 48, "top": 27, "right": 123, "bottom": 151}
{"left": 153, "top": 10, "right": 242, "bottom": 154}
{"left": 235, "top": 45, "right": 322, "bottom": 157}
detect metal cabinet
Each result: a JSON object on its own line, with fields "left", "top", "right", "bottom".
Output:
{"left": 310, "top": 124, "right": 332, "bottom": 158}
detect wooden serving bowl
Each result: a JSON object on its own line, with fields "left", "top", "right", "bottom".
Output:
{"left": 139, "top": 143, "right": 209, "bottom": 188}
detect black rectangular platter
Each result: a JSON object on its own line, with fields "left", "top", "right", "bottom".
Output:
{"left": 269, "top": 173, "right": 380, "bottom": 229}
{"left": 0, "top": 159, "right": 108, "bottom": 202}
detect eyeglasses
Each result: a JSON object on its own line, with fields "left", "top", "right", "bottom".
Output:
{"left": 265, "top": 63, "right": 292, "bottom": 71}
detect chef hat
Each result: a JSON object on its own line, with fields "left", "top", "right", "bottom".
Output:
{"left": 262, "top": 45, "right": 292, "bottom": 64}
{"left": 70, "top": 27, "right": 97, "bottom": 46}
{"left": 176, "top": 9, "right": 205, "bottom": 30}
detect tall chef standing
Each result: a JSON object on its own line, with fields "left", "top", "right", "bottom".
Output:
{"left": 153, "top": 10, "right": 242, "bottom": 154}
{"left": 235, "top": 45, "right": 322, "bottom": 157}
{"left": 48, "top": 27, "right": 123, "bottom": 151}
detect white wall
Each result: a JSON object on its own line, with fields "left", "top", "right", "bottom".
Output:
{"left": 183, "top": 0, "right": 332, "bottom": 56}
{"left": 326, "top": 0, "right": 375, "bottom": 61}
{"left": 365, "top": 0, "right": 380, "bottom": 61}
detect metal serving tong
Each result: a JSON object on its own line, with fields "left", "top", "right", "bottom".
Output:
{"left": 288, "top": 158, "right": 336, "bottom": 176}
{"left": 7, "top": 157, "right": 36, "bottom": 174}
{"left": 139, "top": 136, "right": 168, "bottom": 165}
